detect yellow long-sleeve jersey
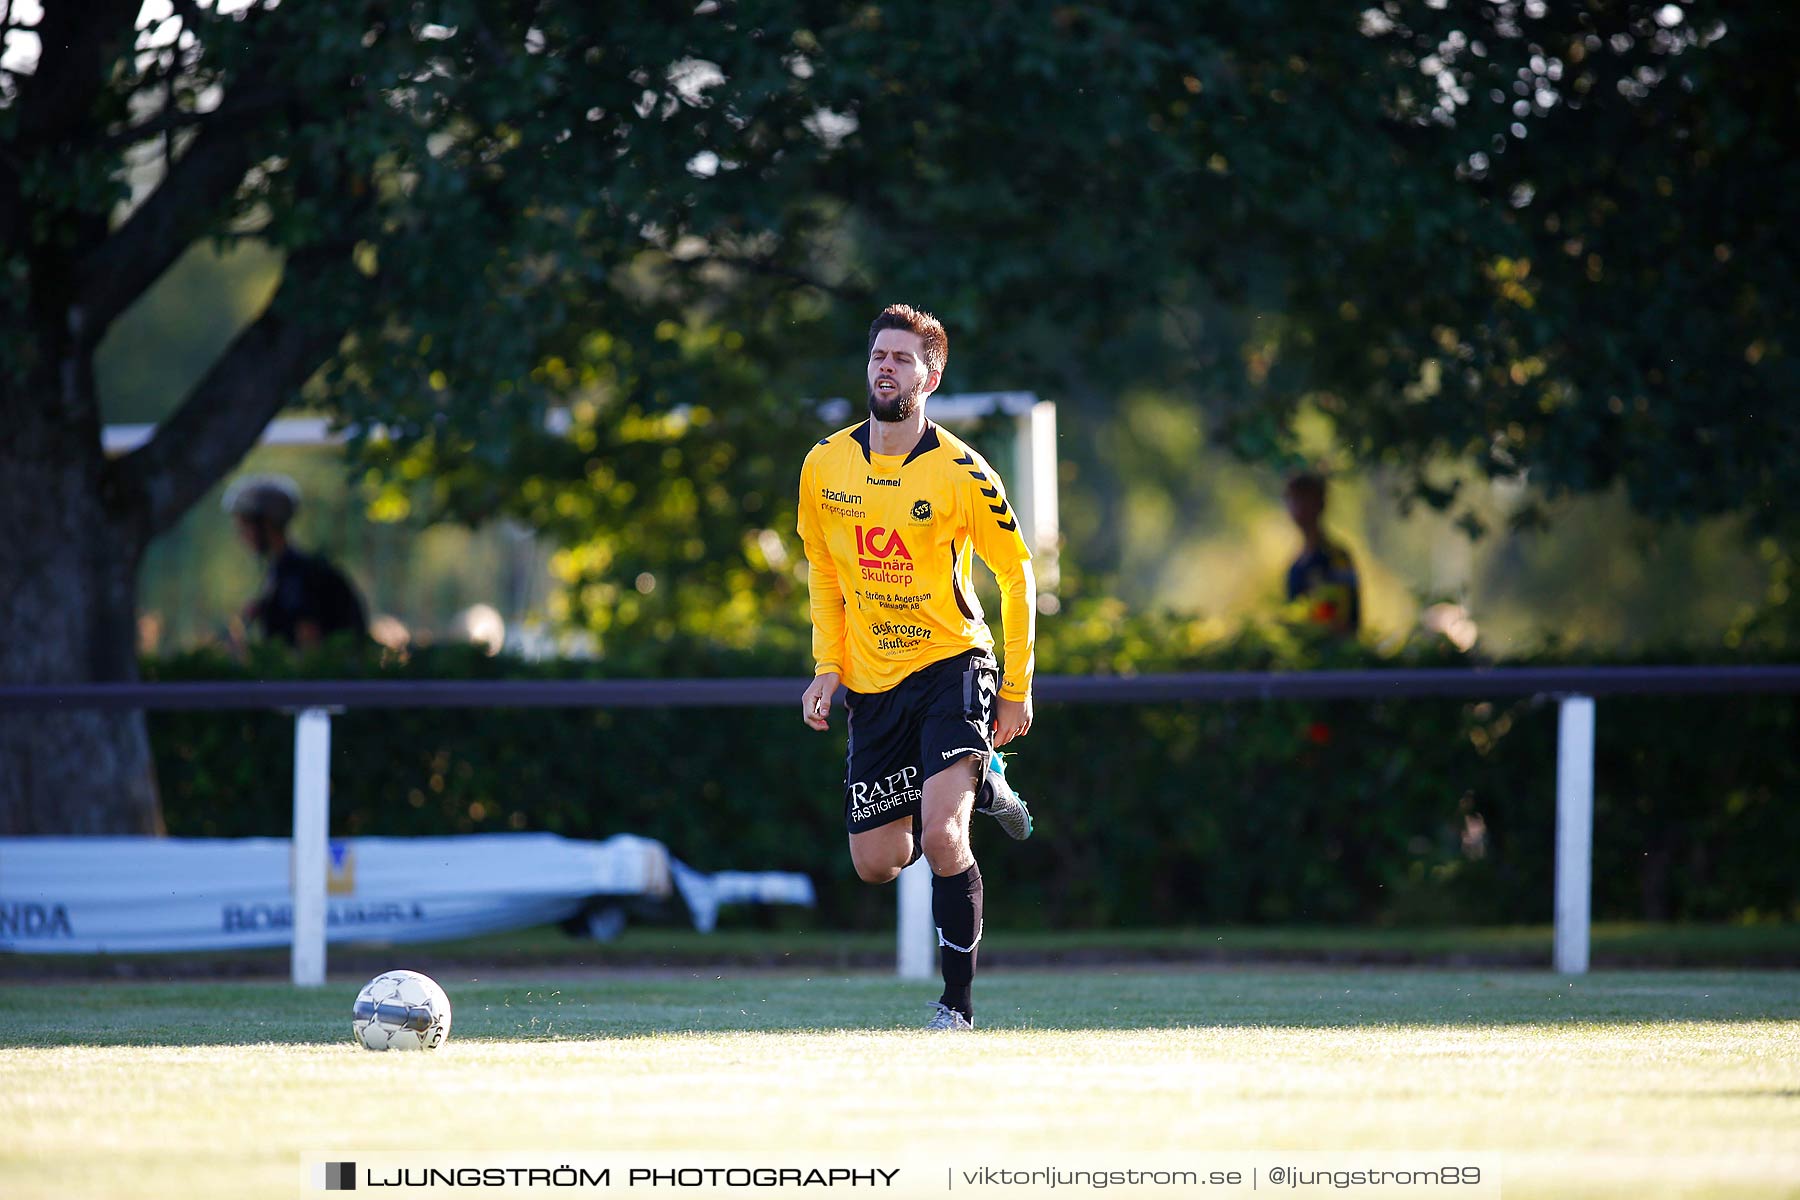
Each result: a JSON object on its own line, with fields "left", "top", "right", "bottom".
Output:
{"left": 797, "top": 420, "right": 1036, "bottom": 700}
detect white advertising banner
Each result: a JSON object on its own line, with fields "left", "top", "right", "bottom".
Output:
{"left": 0, "top": 833, "right": 814, "bottom": 954}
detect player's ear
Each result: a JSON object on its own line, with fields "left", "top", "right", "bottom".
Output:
{"left": 923, "top": 368, "right": 942, "bottom": 398}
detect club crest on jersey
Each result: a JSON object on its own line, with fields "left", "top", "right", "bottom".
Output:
{"left": 909, "top": 499, "right": 933, "bottom": 524}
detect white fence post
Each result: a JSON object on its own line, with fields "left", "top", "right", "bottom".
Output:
{"left": 1554, "top": 695, "right": 1596, "bottom": 975}
{"left": 896, "top": 858, "right": 934, "bottom": 979}
{"left": 291, "top": 707, "right": 333, "bottom": 988}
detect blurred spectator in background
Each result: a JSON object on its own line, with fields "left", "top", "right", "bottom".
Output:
{"left": 1283, "top": 471, "right": 1360, "bottom": 637}
{"left": 224, "top": 474, "right": 369, "bottom": 650}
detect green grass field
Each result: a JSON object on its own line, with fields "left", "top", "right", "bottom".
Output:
{"left": 3, "top": 967, "right": 1797, "bottom": 1199}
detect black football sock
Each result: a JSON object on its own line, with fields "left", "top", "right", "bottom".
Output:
{"left": 932, "top": 862, "right": 983, "bottom": 1021}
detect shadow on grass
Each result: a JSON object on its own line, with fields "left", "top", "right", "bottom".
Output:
{"left": 2, "top": 968, "right": 1796, "bottom": 1047}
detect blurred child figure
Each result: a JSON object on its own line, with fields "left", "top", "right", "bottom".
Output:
{"left": 1283, "top": 471, "right": 1360, "bottom": 637}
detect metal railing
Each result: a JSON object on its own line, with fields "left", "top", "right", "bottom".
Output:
{"left": 9, "top": 665, "right": 1800, "bottom": 711}
{"left": 6, "top": 665, "right": 1798, "bottom": 983}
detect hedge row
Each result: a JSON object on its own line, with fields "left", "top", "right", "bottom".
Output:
{"left": 142, "top": 631, "right": 1799, "bottom": 929}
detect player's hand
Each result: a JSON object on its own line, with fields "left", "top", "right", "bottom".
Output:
{"left": 994, "top": 694, "right": 1032, "bottom": 747}
{"left": 802, "top": 672, "right": 840, "bottom": 731}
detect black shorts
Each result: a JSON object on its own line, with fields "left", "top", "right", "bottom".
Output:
{"left": 842, "top": 649, "right": 998, "bottom": 834}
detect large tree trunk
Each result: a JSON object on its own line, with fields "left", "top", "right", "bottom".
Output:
{"left": 0, "top": 395, "right": 162, "bottom": 835}
{"left": 0, "top": 4, "right": 354, "bottom": 836}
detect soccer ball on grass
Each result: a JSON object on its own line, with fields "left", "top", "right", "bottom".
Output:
{"left": 351, "top": 969, "right": 452, "bottom": 1051}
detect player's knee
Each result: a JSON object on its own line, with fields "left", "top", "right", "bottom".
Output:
{"left": 919, "top": 821, "right": 966, "bottom": 869}
{"left": 853, "top": 857, "right": 904, "bottom": 885}
{"left": 850, "top": 839, "right": 909, "bottom": 884}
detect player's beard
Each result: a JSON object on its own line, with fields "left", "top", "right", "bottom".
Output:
{"left": 867, "top": 380, "right": 922, "bottom": 423}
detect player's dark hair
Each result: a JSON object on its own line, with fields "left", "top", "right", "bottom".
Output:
{"left": 868, "top": 304, "right": 949, "bottom": 375}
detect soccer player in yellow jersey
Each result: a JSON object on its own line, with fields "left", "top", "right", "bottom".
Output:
{"left": 797, "top": 304, "right": 1037, "bottom": 1032}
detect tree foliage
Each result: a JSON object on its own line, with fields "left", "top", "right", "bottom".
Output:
{"left": 1200, "top": 2, "right": 1797, "bottom": 533}
{"left": 7, "top": 1, "right": 1785, "bottom": 568}
{"left": 9, "top": 1, "right": 1788, "bottom": 548}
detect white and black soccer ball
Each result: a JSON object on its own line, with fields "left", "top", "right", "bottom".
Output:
{"left": 351, "top": 969, "right": 452, "bottom": 1051}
